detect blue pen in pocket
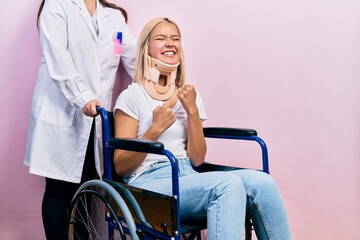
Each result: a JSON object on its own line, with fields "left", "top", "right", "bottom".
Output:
{"left": 117, "top": 32, "right": 122, "bottom": 43}
{"left": 113, "top": 32, "right": 122, "bottom": 55}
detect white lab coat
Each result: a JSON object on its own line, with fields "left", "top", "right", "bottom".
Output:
{"left": 24, "top": 0, "right": 136, "bottom": 183}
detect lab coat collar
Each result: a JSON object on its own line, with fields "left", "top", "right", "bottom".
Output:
{"left": 71, "top": 0, "right": 108, "bottom": 47}
{"left": 96, "top": 1, "right": 109, "bottom": 38}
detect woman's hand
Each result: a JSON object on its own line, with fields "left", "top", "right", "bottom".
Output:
{"left": 113, "top": 104, "right": 176, "bottom": 177}
{"left": 82, "top": 99, "right": 102, "bottom": 117}
{"left": 177, "top": 84, "right": 206, "bottom": 166}
{"left": 177, "top": 84, "right": 198, "bottom": 115}
{"left": 152, "top": 104, "right": 176, "bottom": 134}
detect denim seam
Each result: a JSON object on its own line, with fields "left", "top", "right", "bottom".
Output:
{"left": 216, "top": 198, "right": 221, "bottom": 240}
{"left": 248, "top": 191, "right": 274, "bottom": 240}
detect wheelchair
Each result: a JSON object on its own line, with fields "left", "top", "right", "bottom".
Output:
{"left": 66, "top": 106, "right": 270, "bottom": 240}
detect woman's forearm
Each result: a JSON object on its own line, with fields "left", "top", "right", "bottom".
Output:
{"left": 113, "top": 123, "right": 164, "bottom": 177}
{"left": 113, "top": 150, "right": 148, "bottom": 177}
{"left": 186, "top": 111, "right": 207, "bottom": 166}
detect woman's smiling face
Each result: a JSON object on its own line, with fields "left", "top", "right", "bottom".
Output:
{"left": 148, "top": 22, "right": 182, "bottom": 65}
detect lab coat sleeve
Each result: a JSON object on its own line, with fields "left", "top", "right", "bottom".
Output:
{"left": 119, "top": 20, "right": 136, "bottom": 78}
{"left": 39, "top": 0, "right": 95, "bottom": 108}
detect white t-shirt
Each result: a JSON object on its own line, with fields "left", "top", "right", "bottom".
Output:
{"left": 114, "top": 83, "right": 207, "bottom": 184}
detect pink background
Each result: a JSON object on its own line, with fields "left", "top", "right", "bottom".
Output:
{"left": 1, "top": 0, "right": 359, "bottom": 239}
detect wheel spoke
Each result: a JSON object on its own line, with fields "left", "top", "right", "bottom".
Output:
{"left": 66, "top": 187, "right": 125, "bottom": 240}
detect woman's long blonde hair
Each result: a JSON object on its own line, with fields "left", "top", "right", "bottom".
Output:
{"left": 133, "top": 17, "right": 186, "bottom": 88}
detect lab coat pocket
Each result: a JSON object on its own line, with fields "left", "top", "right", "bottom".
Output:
{"left": 109, "top": 53, "right": 121, "bottom": 67}
{"left": 108, "top": 39, "right": 122, "bottom": 67}
{"left": 39, "top": 89, "right": 75, "bottom": 128}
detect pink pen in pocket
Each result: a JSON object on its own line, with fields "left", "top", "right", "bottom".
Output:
{"left": 113, "top": 32, "right": 122, "bottom": 55}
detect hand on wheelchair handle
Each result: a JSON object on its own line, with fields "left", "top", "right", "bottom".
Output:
{"left": 82, "top": 100, "right": 102, "bottom": 117}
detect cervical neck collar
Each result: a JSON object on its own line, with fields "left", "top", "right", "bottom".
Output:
{"left": 144, "top": 56, "right": 179, "bottom": 101}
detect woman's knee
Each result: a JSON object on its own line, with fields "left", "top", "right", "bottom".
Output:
{"left": 232, "top": 170, "right": 282, "bottom": 202}
{"left": 236, "top": 170, "right": 276, "bottom": 187}
{"left": 204, "top": 171, "right": 246, "bottom": 199}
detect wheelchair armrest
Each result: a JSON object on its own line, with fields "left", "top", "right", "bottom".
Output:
{"left": 198, "top": 162, "right": 243, "bottom": 172}
{"left": 203, "top": 127, "right": 270, "bottom": 174}
{"left": 108, "top": 137, "right": 181, "bottom": 199}
{"left": 203, "top": 127, "right": 257, "bottom": 138}
{"left": 107, "top": 138, "right": 164, "bottom": 154}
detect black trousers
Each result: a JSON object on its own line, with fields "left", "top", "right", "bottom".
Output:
{"left": 42, "top": 123, "right": 97, "bottom": 240}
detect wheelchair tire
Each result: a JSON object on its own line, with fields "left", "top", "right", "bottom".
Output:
{"left": 66, "top": 179, "right": 140, "bottom": 240}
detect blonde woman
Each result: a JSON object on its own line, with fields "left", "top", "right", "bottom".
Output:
{"left": 113, "top": 17, "right": 291, "bottom": 240}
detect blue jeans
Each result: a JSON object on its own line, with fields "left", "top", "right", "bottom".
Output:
{"left": 130, "top": 159, "right": 291, "bottom": 240}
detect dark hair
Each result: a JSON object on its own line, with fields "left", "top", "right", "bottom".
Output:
{"left": 36, "top": 0, "right": 45, "bottom": 28}
{"left": 37, "top": 0, "right": 128, "bottom": 28}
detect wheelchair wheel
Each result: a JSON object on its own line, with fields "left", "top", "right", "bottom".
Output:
{"left": 66, "top": 180, "right": 139, "bottom": 240}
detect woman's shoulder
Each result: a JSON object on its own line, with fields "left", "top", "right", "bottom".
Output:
{"left": 115, "top": 83, "right": 145, "bottom": 111}
{"left": 120, "top": 83, "right": 144, "bottom": 98}
{"left": 42, "top": 0, "right": 79, "bottom": 16}
{"left": 103, "top": 4, "right": 126, "bottom": 21}
{"left": 42, "top": 0, "right": 67, "bottom": 11}
{"left": 127, "top": 82, "right": 143, "bottom": 91}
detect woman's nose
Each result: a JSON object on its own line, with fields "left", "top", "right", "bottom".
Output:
{"left": 165, "top": 38, "right": 174, "bottom": 47}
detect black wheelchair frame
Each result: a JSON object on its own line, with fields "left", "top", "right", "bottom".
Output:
{"left": 66, "top": 106, "right": 269, "bottom": 240}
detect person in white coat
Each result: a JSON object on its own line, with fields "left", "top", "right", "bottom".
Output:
{"left": 24, "top": 0, "right": 136, "bottom": 239}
